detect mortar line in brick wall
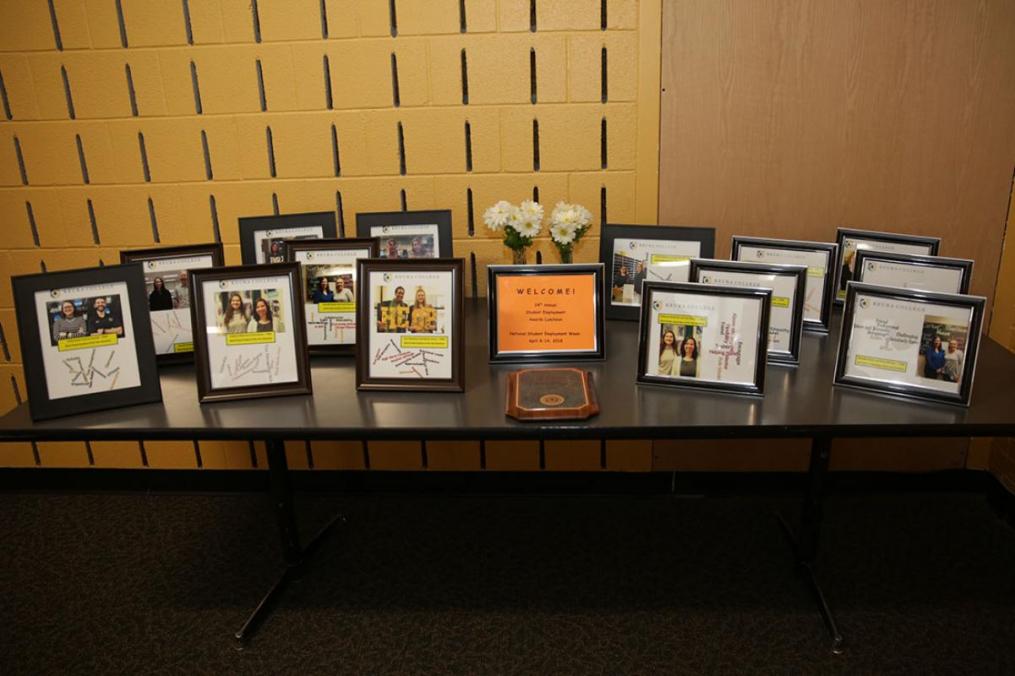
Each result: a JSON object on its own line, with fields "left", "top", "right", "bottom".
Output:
{"left": 0, "top": 100, "right": 639, "bottom": 125}
{"left": 0, "top": 169, "right": 636, "bottom": 193}
{"left": 0, "top": 29, "right": 642, "bottom": 56}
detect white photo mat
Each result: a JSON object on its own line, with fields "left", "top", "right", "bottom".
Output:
{"left": 610, "top": 238, "right": 701, "bottom": 307}
{"left": 253, "top": 226, "right": 325, "bottom": 264}
{"left": 736, "top": 245, "right": 829, "bottom": 324}
{"left": 696, "top": 269, "right": 798, "bottom": 356}
{"left": 142, "top": 254, "right": 215, "bottom": 355}
{"left": 372, "top": 224, "right": 441, "bottom": 259}
{"left": 297, "top": 247, "right": 370, "bottom": 346}
{"left": 838, "top": 237, "right": 935, "bottom": 300}
{"left": 367, "top": 270, "right": 454, "bottom": 379}
{"left": 857, "top": 257, "right": 965, "bottom": 294}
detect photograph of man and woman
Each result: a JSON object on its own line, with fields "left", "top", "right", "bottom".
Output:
{"left": 375, "top": 285, "right": 440, "bottom": 334}
{"left": 655, "top": 324, "right": 702, "bottom": 378}
{"left": 917, "top": 316, "right": 968, "bottom": 384}
{"left": 145, "top": 270, "right": 192, "bottom": 311}
{"left": 215, "top": 290, "right": 286, "bottom": 334}
{"left": 48, "top": 295, "right": 126, "bottom": 345}
{"left": 305, "top": 266, "right": 355, "bottom": 303}
{"left": 379, "top": 234, "right": 436, "bottom": 260}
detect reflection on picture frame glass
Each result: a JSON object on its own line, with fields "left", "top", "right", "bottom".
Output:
{"left": 12, "top": 264, "right": 162, "bottom": 421}
{"left": 356, "top": 210, "right": 453, "bottom": 260}
{"left": 356, "top": 258, "right": 464, "bottom": 392}
{"left": 834, "top": 282, "right": 984, "bottom": 406}
{"left": 636, "top": 281, "right": 771, "bottom": 396}
{"left": 238, "top": 211, "right": 338, "bottom": 264}
{"left": 487, "top": 264, "right": 606, "bottom": 363}
{"left": 835, "top": 228, "right": 940, "bottom": 304}
{"left": 689, "top": 259, "right": 806, "bottom": 366}
{"left": 120, "top": 243, "right": 224, "bottom": 362}
{"left": 731, "top": 236, "right": 838, "bottom": 333}
{"left": 599, "top": 224, "right": 716, "bottom": 320}
{"left": 854, "top": 250, "right": 972, "bottom": 295}
{"left": 190, "top": 263, "right": 312, "bottom": 402}
{"left": 285, "top": 238, "right": 378, "bottom": 355}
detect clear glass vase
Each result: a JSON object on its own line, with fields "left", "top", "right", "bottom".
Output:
{"left": 559, "top": 248, "right": 573, "bottom": 264}
{"left": 511, "top": 247, "right": 528, "bottom": 265}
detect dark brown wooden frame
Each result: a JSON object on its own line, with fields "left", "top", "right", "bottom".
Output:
{"left": 119, "top": 243, "right": 225, "bottom": 364}
{"left": 284, "top": 237, "right": 379, "bottom": 356}
{"left": 355, "top": 209, "right": 454, "bottom": 259}
{"left": 688, "top": 258, "right": 807, "bottom": 366}
{"left": 12, "top": 263, "right": 163, "bottom": 421}
{"left": 238, "top": 211, "right": 338, "bottom": 264}
{"left": 853, "top": 250, "right": 973, "bottom": 295}
{"left": 487, "top": 264, "right": 607, "bottom": 363}
{"left": 636, "top": 281, "right": 772, "bottom": 396}
{"left": 834, "top": 282, "right": 985, "bottom": 407}
{"left": 355, "top": 258, "right": 465, "bottom": 392}
{"left": 189, "top": 263, "right": 312, "bottom": 403}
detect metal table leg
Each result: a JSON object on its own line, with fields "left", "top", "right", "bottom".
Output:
{"left": 235, "top": 439, "right": 345, "bottom": 644}
{"left": 777, "top": 435, "right": 844, "bottom": 655}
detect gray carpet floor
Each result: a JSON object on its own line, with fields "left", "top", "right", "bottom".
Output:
{"left": 2, "top": 487, "right": 1014, "bottom": 674}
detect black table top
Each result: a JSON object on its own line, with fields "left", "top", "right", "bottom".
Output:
{"left": 2, "top": 299, "right": 1014, "bottom": 442}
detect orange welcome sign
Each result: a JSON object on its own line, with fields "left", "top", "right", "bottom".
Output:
{"left": 496, "top": 274, "right": 597, "bottom": 352}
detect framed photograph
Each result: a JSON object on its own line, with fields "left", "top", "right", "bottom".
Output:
{"left": 12, "top": 264, "right": 162, "bottom": 421}
{"left": 189, "top": 263, "right": 311, "bottom": 403}
{"left": 285, "top": 238, "right": 378, "bottom": 355}
{"left": 636, "top": 281, "right": 771, "bottom": 396}
{"left": 356, "top": 210, "right": 453, "bottom": 260}
{"left": 238, "top": 211, "right": 338, "bottom": 264}
{"left": 356, "top": 258, "right": 464, "bottom": 392}
{"left": 120, "top": 243, "right": 224, "bottom": 363}
{"left": 488, "top": 264, "right": 606, "bottom": 363}
{"left": 834, "top": 283, "right": 984, "bottom": 406}
{"left": 731, "top": 236, "right": 838, "bottom": 333}
{"left": 599, "top": 224, "right": 716, "bottom": 321}
{"left": 689, "top": 259, "right": 806, "bottom": 366}
{"left": 854, "top": 250, "right": 972, "bottom": 295}
{"left": 835, "top": 228, "right": 940, "bottom": 304}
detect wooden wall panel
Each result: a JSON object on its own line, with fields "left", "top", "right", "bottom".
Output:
{"left": 659, "top": 0, "right": 1015, "bottom": 318}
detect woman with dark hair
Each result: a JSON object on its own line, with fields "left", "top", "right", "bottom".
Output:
{"left": 248, "top": 297, "right": 284, "bottom": 333}
{"left": 657, "top": 329, "right": 679, "bottom": 376}
{"left": 923, "top": 334, "right": 946, "bottom": 379}
{"left": 148, "top": 277, "right": 173, "bottom": 311}
{"left": 52, "top": 300, "right": 86, "bottom": 342}
{"left": 221, "top": 293, "right": 249, "bottom": 333}
{"left": 678, "top": 336, "right": 699, "bottom": 377}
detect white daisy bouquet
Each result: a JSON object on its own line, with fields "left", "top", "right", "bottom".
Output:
{"left": 548, "top": 201, "right": 593, "bottom": 263}
{"left": 484, "top": 199, "right": 543, "bottom": 264}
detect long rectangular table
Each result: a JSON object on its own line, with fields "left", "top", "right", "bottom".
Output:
{"left": 3, "top": 299, "right": 1015, "bottom": 652}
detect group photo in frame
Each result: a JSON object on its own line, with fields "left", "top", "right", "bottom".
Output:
{"left": 12, "top": 264, "right": 162, "bottom": 421}
{"left": 356, "top": 210, "right": 453, "bottom": 260}
{"left": 689, "top": 259, "right": 806, "bottom": 366}
{"left": 834, "top": 282, "right": 984, "bottom": 407}
{"left": 238, "top": 211, "right": 338, "bottom": 264}
{"left": 487, "top": 264, "right": 606, "bottom": 363}
{"left": 853, "top": 250, "right": 973, "bottom": 295}
{"left": 189, "top": 263, "right": 312, "bottom": 403}
{"left": 120, "top": 243, "right": 224, "bottom": 362}
{"left": 285, "top": 238, "right": 378, "bottom": 355}
{"left": 730, "top": 236, "right": 838, "bottom": 333}
{"left": 636, "top": 281, "right": 771, "bottom": 396}
{"left": 599, "top": 224, "right": 716, "bottom": 321}
{"left": 835, "top": 228, "right": 941, "bottom": 304}
{"left": 356, "top": 258, "right": 464, "bottom": 392}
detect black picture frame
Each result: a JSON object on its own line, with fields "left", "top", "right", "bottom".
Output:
{"left": 189, "top": 263, "right": 312, "bottom": 403}
{"left": 119, "top": 243, "right": 225, "bottom": 364}
{"left": 853, "top": 250, "right": 973, "bottom": 295}
{"left": 284, "top": 238, "right": 379, "bottom": 356}
{"left": 688, "top": 258, "right": 806, "bottom": 366}
{"left": 12, "top": 263, "right": 163, "bottom": 421}
{"left": 356, "top": 210, "right": 454, "bottom": 260}
{"left": 599, "top": 223, "right": 716, "bottom": 321}
{"left": 636, "top": 281, "right": 771, "bottom": 396}
{"left": 834, "top": 228, "right": 941, "bottom": 305}
{"left": 238, "top": 211, "right": 338, "bottom": 265}
{"left": 834, "top": 282, "right": 984, "bottom": 407}
{"left": 487, "top": 264, "right": 606, "bottom": 363}
{"left": 730, "top": 236, "right": 838, "bottom": 333}
{"left": 356, "top": 258, "right": 465, "bottom": 392}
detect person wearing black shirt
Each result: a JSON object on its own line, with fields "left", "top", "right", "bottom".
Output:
{"left": 87, "top": 297, "right": 123, "bottom": 336}
{"left": 148, "top": 277, "right": 173, "bottom": 311}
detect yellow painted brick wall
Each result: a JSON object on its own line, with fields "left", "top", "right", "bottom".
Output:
{"left": 0, "top": 0, "right": 661, "bottom": 470}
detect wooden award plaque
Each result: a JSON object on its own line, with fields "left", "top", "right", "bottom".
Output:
{"left": 505, "top": 367, "right": 600, "bottom": 421}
